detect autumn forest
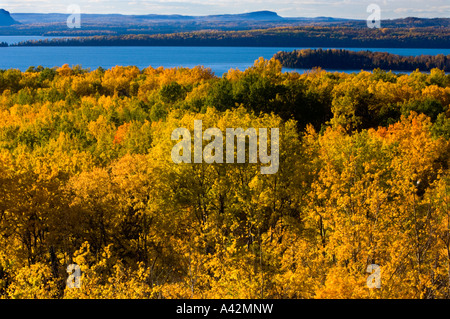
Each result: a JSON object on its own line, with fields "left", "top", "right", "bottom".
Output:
{"left": 0, "top": 59, "right": 449, "bottom": 299}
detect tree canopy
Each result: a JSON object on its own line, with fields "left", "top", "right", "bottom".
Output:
{"left": 0, "top": 59, "right": 449, "bottom": 298}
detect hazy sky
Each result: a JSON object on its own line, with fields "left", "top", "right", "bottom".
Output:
{"left": 2, "top": 0, "right": 449, "bottom": 19}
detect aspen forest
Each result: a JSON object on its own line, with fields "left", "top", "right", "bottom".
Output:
{"left": 0, "top": 58, "right": 449, "bottom": 299}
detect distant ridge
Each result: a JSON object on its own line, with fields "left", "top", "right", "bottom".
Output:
{"left": 1, "top": 9, "right": 449, "bottom": 36}
{"left": 207, "top": 11, "right": 283, "bottom": 21}
{"left": 10, "top": 10, "right": 286, "bottom": 24}
{"left": 0, "top": 9, "right": 19, "bottom": 26}
{"left": 6, "top": 10, "right": 450, "bottom": 26}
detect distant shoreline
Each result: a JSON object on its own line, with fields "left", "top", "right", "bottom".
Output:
{"left": 6, "top": 26, "right": 450, "bottom": 49}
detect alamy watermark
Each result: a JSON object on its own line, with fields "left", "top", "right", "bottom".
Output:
{"left": 366, "top": 264, "right": 381, "bottom": 288}
{"left": 171, "top": 120, "right": 279, "bottom": 174}
{"left": 67, "top": 4, "right": 81, "bottom": 29}
{"left": 367, "top": 4, "right": 381, "bottom": 29}
{"left": 66, "top": 263, "right": 81, "bottom": 288}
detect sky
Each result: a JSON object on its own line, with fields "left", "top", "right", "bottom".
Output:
{"left": 1, "top": 0, "right": 449, "bottom": 19}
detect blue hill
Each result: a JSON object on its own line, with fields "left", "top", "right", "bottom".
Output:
{"left": 0, "top": 9, "right": 19, "bottom": 26}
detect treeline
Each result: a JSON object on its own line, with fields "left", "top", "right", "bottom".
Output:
{"left": 10, "top": 26, "right": 450, "bottom": 48}
{"left": 274, "top": 49, "right": 450, "bottom": 71}
{"left": 0, "top": 59, "right": 449, "bottom": 299}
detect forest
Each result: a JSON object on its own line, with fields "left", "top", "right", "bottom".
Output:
{"left": 10, "top": 25, "right": 450, "bottom": 48}
{"left": 0, "top": 59, "right": 449, "bottom": 299}
{"left": 274, "top": 49, "right": 450, "bottom": 72}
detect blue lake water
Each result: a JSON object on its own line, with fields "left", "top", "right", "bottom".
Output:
{"left": 0, "top": 36, "right": 63, "bottom": 45}
{"left": 1, "top": 36, "right": 450, "bottom": 76}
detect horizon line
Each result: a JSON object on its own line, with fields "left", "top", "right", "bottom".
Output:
{"left": 5, "top": 10, "right": 449, "bottom": 21}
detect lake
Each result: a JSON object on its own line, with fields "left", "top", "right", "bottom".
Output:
{"left": 1, "top": 36, "right": 450, "bottom": 76}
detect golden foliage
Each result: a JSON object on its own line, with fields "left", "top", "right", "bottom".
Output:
{"left": 0, "top": 61, "right": 449, "bottom": 299}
